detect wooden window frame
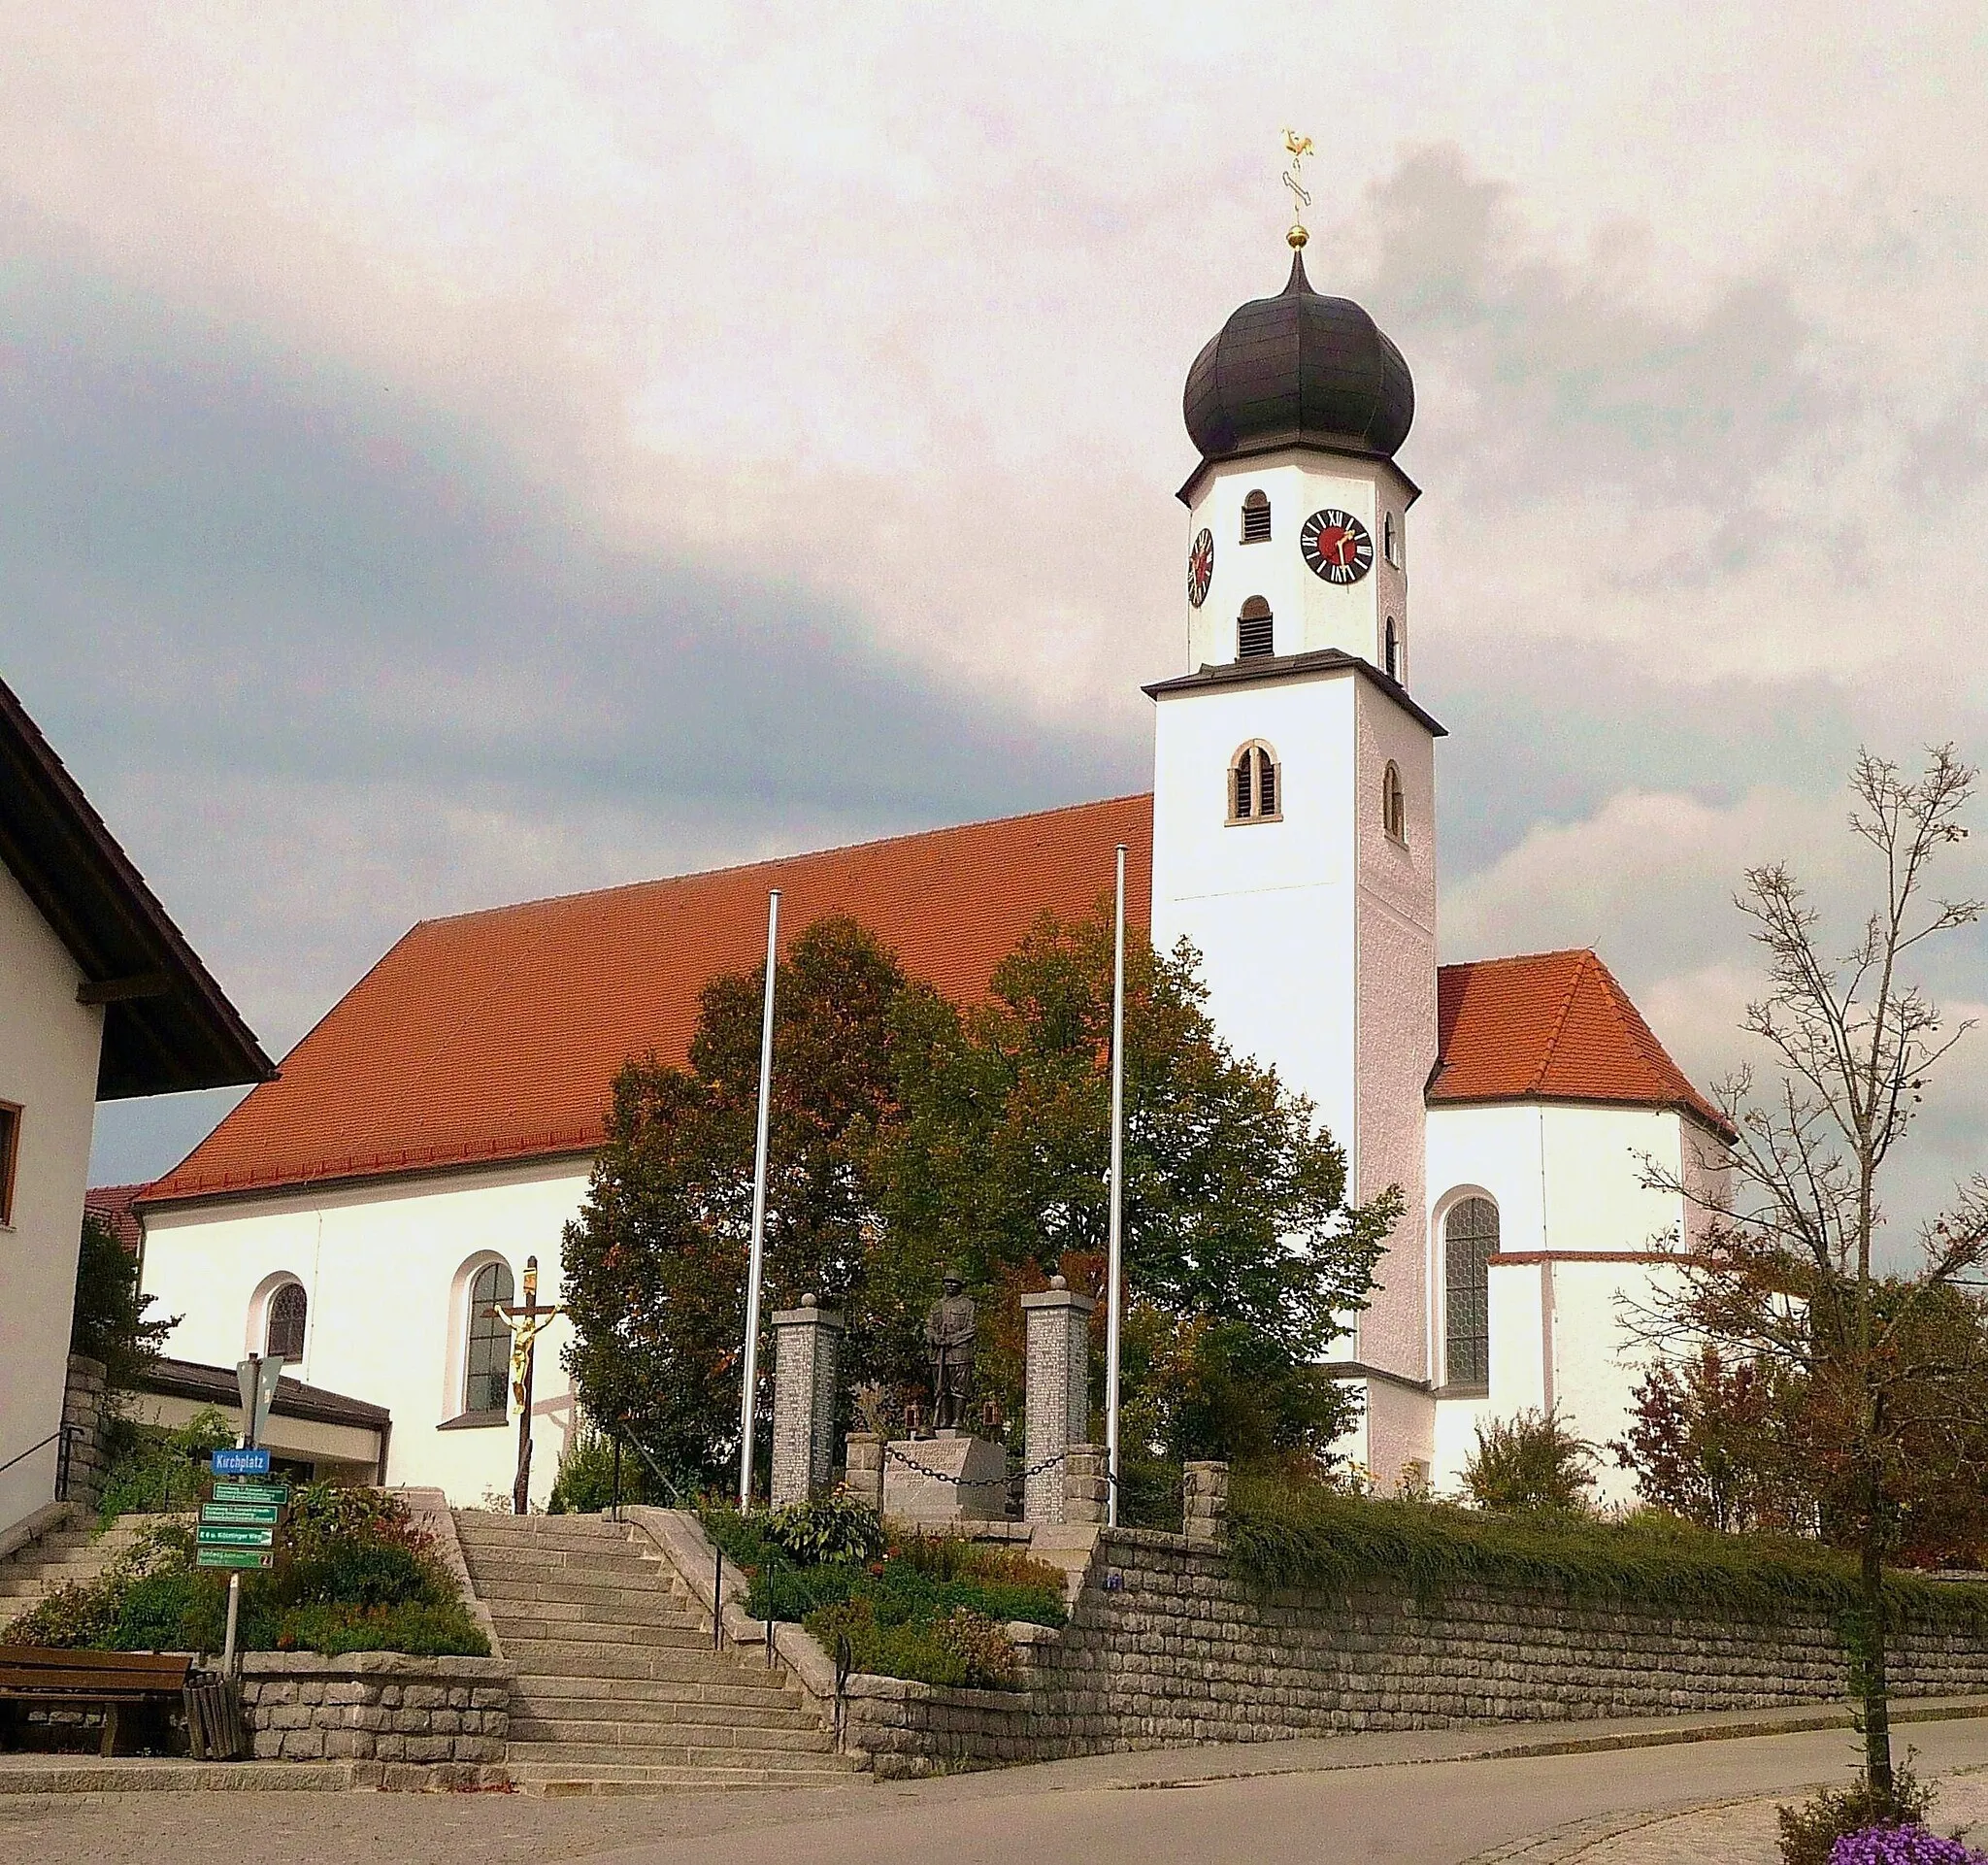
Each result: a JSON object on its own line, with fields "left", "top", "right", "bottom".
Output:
{"left": 1382, "top": 760, "right": 1408, "bottom": 845}
{"left": 462, "top": 1258, "right": 515, "bottom": 1417}
{"left": 0, "top": 1101, "right": 19, "bottom": 1227}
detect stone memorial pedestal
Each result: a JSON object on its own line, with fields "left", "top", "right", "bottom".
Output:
{"left": 881, "top": 1431, "right": 1007, "bottom": 1523}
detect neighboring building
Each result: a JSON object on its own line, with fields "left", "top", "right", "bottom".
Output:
{"left": 139, "top": 234, "right": 1729, "bottom": 1508}
{"left": 122, "top": 1355, "right": 389, "bottom": 1487}
{"left": 0, "top": 676, "right": 272, "bottom": 1545}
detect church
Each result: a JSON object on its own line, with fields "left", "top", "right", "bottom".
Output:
{"left": 135, "top": 222, "right": 1731, "bottom": 1510}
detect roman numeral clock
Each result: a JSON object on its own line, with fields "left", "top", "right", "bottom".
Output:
{"left": 1300, "top": 508, "right": 1373, "bottom": 584}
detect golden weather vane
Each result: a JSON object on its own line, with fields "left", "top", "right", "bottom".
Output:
{"left": 1282, "top": 128, "right": 1315, "bottom": 250}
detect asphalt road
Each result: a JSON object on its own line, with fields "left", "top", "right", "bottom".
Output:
{"left": 7, "top": 1718, "right": 1988, "bottom": 1865}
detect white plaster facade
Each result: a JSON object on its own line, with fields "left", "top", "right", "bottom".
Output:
{"left": 142, "top": 1156, "right": 585, "bottom": 1509}
{"left": 1422, "top": 1101, "right": 1715, "bottom": 1507}
{"left": 0, "top": 862, "right": 105, "bottom": 1540}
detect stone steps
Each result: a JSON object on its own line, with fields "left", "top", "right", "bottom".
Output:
{"left": 508, "top": 1696, "right": 821, "bottom": 1732}
{"left": 510, "top": 1675, "right": 798, "bottom": 1712}
{"left": 507, "top": 1761, "right": 855, "bottom": 1795}
{"left": 508, "top": 1714, "right": 832, "bottom": 1748}
{"left": 453, "top": 1509, "right": 858, "bottom": 1795}
{"left": 0, "top": 1519, "right": 155, "bottom": 1615}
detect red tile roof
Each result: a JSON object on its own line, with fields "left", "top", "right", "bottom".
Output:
{"left": 146, "top": 797, "right": 1155, "bottom": 1204}
{"left": 1431, "top": 949, "right": 1732, "bottom": 1137}
{"left": 144, "top": 805, "right": 1726, "bottom": 1208}
{"left": 83, "top": 1183, "right": 147, "bottom": 1254}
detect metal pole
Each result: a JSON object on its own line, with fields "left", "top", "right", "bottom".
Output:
{"left": 222, "top": 1353, "right": 260, "bottom": 1678}
{"left": 1106, "top": 844, "right": 1127, "bottom": 1529}
{"left": 738, "top": 889, "right": 781, "bottom": 1510}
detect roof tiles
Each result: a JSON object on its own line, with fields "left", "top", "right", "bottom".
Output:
{"left": 145, "top": 802, "right": 1726, "bottom": 1207}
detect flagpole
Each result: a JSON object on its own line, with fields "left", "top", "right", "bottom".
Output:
{"left": 1105, "top": 844, "right": 1126, "bottom": 1529}
{"left": 738, "top": 889, "right": 780, "bottom": 1510}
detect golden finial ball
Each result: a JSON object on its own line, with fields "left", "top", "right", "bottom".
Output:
{"left": 1287, "top": 224, "right": 1309, "bottom": 250}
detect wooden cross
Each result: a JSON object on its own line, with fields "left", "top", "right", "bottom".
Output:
{"left": 494, "top": 1254, "right": 562, "bottom": 1515}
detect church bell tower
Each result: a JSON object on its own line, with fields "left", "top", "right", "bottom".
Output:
{"left": 1145, "top": 182, "right": 1442, "bottom": 1456}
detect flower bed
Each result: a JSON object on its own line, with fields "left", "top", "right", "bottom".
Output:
{"left": 2, "top": 1485, "right": 488, "bottom": 1658}
{"left": 701, "top": 1497, "right": 1065, "bottom": 1689}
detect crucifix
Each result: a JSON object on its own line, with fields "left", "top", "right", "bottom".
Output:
{"left": 494, "top": 1254, "right": 562, "bottom": 1515}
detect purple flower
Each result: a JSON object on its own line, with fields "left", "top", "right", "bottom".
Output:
{"left": 1830, "top": 1827, "right": 1988, "bottom": 1865}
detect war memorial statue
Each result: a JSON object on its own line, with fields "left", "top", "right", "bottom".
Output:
{"left": 924, "top": 1268, "right": 977, "bottom": 1432}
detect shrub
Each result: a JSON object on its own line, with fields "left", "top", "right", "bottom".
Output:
{"left": 1778, "top": 1762, "right": 1940, "bottom": 1865}
{"left": 70, "top": 1215, "right": 174, "bottom": 1385}
{"left": 2, "top": 1572, "right": 124, "bottom": 1649}
{"left": 761, "top": 1494, "right": 886, "bottom": 1567}
{"left": 1463, "top": 1410, "right": 1596, "bottom": 1515}
{"left": 932, "top": 1607, "right": 1021, "bottom": 1688}
{"left": 1226, "top": 1476, "right": 1988, "bottom": 1626}
{"left": 547, "top": 1424, "right": 679, "bottom": 1514}
{"left": 96, "top": 1408, "right": 235, "bottom": 1522}
{"left": 1827, "top": 1833, "right": 1986, "bottom": 1865}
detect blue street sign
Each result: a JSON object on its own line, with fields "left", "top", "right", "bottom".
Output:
{"left": 212, "top": 1447, "right": 273, "bottom": 1477}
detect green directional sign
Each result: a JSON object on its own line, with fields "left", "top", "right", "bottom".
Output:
{"left": 197, "top": 1523, "right": 276, "bottom": 1549}
{"left": 197, "top": 1547, "right": 275, "bottom": 1571}
{"left": 212, "top": 1481, "right": 290, "bottom": 1507}
{"left": 201, "top": 1502, "right": 282, "bottom": 1527}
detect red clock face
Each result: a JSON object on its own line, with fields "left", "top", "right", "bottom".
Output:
{"left": 1187, "top": 528, "right": 1214, "bottom": 608}
{"left": 1301, "top": 509, "right": 1374, "bottom": 584}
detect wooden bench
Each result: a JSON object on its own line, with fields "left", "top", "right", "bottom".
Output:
{"left": 0, "top": 1646, "right": 194, "bottom": 1756}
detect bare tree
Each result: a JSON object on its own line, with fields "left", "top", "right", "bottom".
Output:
{"left": 1638, "top": 747, "right": 1985, "bottom": 1803}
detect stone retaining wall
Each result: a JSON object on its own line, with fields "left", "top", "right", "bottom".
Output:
{"left": 59, "top": 1356, "right": 111, "bottom": 1515}
{"left": 843, "top": 1527, "right": 1988, "bottom": 1775}
{"left": 238, "top": 1652, "right": 512, "bottom": 1764}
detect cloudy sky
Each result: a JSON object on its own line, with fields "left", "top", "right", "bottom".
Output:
{"left": 6, "top": 4, "right": 1984, "bottom": 1233}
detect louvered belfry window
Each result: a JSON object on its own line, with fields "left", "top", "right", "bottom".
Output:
{"left": 265, "top": 1282, "right": 307, "bottom": 1363}
{"left": 1443, "top": 1197, "right": 1498, "bottom": 1387}
{"left": 1384, "top": 616, "right": 1400, "bottom": 681}
{"left": 1238, "top": 596, "right": 1274, "bottom": 660}
{"left": 1229, "top": 742, "right": 1280, "bottom": 823}
{"left": 1241, "top": 489, "right": 1271, "bottom": 543}
{"left": 465, "top": 1260, "right": 516, "bottom": 1413}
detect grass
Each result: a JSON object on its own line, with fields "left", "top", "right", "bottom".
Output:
{"left": 1226, "top": 1474, "right": 1988, "bottom": 1626}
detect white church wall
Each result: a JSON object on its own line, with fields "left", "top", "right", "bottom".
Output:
{"left": 1546, "top": 1256, "right": 1685, "bottom": 1511}
{"left": 0, "top": 861, "right": 105, "bottom": 1539}
{"left": 1350, "top": 679, "right": 1438, "bottom": 1475}
{"left": 1151, "top": 667, "right": 1359, "bottom": 1155}
{"left": 143, "top": 1155, "right": 591, "bottom": 1507}
{"left": 1538, "top": 1104, "right": 1688, "bottom": 1253}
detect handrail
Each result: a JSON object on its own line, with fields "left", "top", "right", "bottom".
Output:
{"left": 615, "top": 1424, "right": 685, "bottom": 1509}
{"left": 0, "top": 1424, "right": 73, "bottom": 1482}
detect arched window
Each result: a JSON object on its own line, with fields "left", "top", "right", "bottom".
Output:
{"left": 1443, "top": 1196, "right": 1498, "bottom": 1387}
{"left": 464, "top": 1260, "right": 516, "bottom": 1415}
{"left": 1384, "top": 616, "right": 1401, "bottom": 681}
{"left": 1383, "top": 511, "right": 1399, "bottom": 566}
{"left": 1228, "top": 741, "right": 1280, "bottom": 823}
{"left": 1382, "top": 760, "right": 1407, "bottom": 842}
{"left": 1241, "top": 489, "right": 1271, "bottom": 544}
{"left": 265, "top": 1282, "right": 307, "bottom": 1362}
{"left": 1237, "top": 595, "right": 1275, "bottom": 660}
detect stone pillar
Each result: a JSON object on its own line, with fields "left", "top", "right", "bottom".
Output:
{"left": 1063, "top": 1443, "right": 1109, "bottom": 1525}
{"left": 1183, "top": 1460, "right": 1229, "bottom": 1546}
{"left": 60, "top": 1354, "right": 110, "bottom": 1514}
{"left": 770, "top": 1295, "right": 843, "bottom": 1507}
{"left": 1022, "top": 1276, "right": 1095, "bottom": 1524}
{"left": 844, "top": 1432, "right": 884, "bottom": 1515}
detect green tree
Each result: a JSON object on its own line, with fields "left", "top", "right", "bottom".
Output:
{"left": 561, "top": 904, "right": 1399, "bottom": 1484}
{"left": 559, "top": 917, "right": 906, "bottom": 1485}
{"left": 70, "top": 1215, "right": 174, "bottom": 1386}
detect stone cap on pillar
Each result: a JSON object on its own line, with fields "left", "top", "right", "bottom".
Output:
{"left": 1021, "top": 1274, "right": 1095, "bottom": 1315}
{"left": 773, "top": 1293, "right": 845, "bottom": 1329}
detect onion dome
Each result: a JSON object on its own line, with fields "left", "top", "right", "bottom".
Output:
{"left": 1183, "top": 249, "right": 1414, "bottom": 464}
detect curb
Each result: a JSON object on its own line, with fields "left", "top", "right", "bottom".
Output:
{"left": 0, "top": 1758, "right": 513, "bottom": 1796}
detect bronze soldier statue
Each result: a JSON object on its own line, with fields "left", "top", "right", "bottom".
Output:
{"left": 924, "top": 1269, "right": 977, "bottom": 1432}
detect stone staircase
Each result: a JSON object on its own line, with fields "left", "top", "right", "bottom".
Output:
{"left": 0, "top": 1514, "right": 166, "bottom": 1628}
{"left": 452, "top": 1511, "right": 858, "bottom": 1796}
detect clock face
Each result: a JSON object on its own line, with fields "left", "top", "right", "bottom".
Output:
{"left": 1301, "top": 509, "right": 1375, "bottom": 584}
{"left": 1187, "top": 528, "right": 1214, "bottom": 608}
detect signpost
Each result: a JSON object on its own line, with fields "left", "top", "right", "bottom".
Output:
{"left": 215, "top": 1352, "right": 288, "bottom": 1670}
